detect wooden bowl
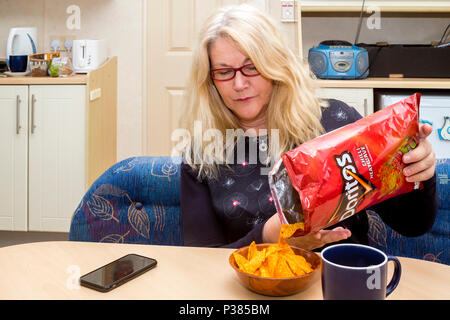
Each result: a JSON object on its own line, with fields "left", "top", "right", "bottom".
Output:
{"left": 229, "top": 243, "right": 321, "bottom": 297}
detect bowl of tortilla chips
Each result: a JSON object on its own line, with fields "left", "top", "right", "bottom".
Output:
{"left": 229, "top": 237, "right": 321, "bottom": 296}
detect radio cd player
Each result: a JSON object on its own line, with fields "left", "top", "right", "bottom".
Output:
{"left": 308, "top": 40, "right": 369, "bottom": 80}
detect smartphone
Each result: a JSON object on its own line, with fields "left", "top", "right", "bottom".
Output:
{"left": 79, "top": 253, "right": 157, "bottom": 292}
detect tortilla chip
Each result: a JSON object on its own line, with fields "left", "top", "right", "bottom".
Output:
{"left": 259, "top": 261, "right": 271, "bottom": 278}
{"left": 284, "top": 253, "right": 312, "bottom": 276}
{"left": 280, "top": 222, "right": 305, "bottom": 239}
{"left": 233, "top": 252, "right": 249, "bottom": 273}
{"left": 266, "top": 251, "right": 279, "bottom": 276}
{"left": 246, "top": 248, "right": 266, "bottom": 274}
{"left": 277, "top": 236, "right": 295, "bottom": 256}
{"left": 274, "top": 256, "right": 295, "bottom": 278}
{"left": 233, "top": 229, "right": 314, "bottom": 278}
{"left": 265, "top": 244, "right": 279, "bottom": 258}
{"left": 247, "top": 241, "right": 257, "bottom": 261}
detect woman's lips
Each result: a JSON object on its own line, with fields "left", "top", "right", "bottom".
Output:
{"left": 236, "top": 96, "right": 254, "bottom": 102}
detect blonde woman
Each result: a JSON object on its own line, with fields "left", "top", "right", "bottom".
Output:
{"left": 180, "top": 5, "right": 437, "bottom": 249}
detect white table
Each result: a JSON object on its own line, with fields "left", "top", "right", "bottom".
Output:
{"left": 0, "top": 241, "right": 448, "bottom": 300}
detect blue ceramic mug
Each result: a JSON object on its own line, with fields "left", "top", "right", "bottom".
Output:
{"left": 9, "top": 55, "right": 28, "bottom": 73}
{"left": 321, "top": 244, "right": 401, "bottom": 300}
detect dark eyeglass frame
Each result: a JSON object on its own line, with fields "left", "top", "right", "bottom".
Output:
{"left": 210, "top": 63, "right": 260, "bottom": 82}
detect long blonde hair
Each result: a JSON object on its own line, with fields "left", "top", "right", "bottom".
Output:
{"left": 179, "top": 4, "right": 327, "bottom": 179}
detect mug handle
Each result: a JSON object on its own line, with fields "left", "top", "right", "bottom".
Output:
{"left": 386, "top": 255, "right": 402, "bottom": 297}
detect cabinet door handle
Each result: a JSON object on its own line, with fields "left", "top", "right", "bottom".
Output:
{"left": 31, "top": 94, "right": 37, "bottom": 134}
{"left": 16, "top": 95, "right": 22, "bottom": 134}
{"left": 364, "top": 98, "right": 368, "bottom": 117}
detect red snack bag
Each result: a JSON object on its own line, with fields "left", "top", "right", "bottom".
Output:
{"left": 269, "top": 93, "right": 422, "bottom": 237}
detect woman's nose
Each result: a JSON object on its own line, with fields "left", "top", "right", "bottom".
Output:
{"left": 232, "top": 71, "right": 249, "bottom": 91}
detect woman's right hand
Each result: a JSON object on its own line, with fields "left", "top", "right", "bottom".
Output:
{"left": 262, "top": 213, "right": 351, "bottom": 251}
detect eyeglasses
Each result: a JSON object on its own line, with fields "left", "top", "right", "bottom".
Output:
{"left": 210, "top": 63, "right": 260, "bottom": 81}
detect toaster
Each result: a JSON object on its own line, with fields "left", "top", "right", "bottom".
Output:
{"left": 72, "top": 39, "right": 107, "bottom": 73}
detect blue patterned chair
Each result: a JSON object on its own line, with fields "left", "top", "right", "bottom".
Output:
{"left": 69, "top": 157, "right": 449, "bottom": 264}
{"left": 69, "top": 157, "right": 183, "bottom": 245}
{"left": 368, "top": 158, "right": 449, "bottom": 265}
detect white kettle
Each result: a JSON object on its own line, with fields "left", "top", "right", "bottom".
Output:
{"left": 7, "top": 27, "right": 38, "bottom": 57}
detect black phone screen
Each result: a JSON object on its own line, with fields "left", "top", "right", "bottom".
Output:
{"left": 79, "top": 254, "right": 157, "bottom": 292}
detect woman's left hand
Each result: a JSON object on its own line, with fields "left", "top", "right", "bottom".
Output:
{"left": 402, "top": 123, "right": 436, "bottom": 182}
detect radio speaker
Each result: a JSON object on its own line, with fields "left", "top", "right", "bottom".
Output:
{"left": 356, "top": 51, "right": 369, "bottom": 76}
{"left": 308, "top": 51, "right": 327, "bottom": 76}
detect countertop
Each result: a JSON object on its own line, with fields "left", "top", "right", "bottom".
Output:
{"left": 0, "top": 74, "right": 88, "bottom": 85}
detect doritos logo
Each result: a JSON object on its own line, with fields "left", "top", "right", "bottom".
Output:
{"left": 326, "top": 151, "right": 374, "bottom": 226}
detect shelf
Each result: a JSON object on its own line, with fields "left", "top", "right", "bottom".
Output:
{"left": 300, "top": 1, "right": 450, "bottom": 13}
{"left": 0, "top": 74, "right": 88, "bottom": 85}
{"left": 316, "top": 77, "right": 450, "bottom": 89}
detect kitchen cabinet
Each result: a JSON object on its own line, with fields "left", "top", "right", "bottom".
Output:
{"left": 0, "top": 86, "right": 28, "bottom": 231}
{"left": 0, "top": 57, "right": 117, "bottom": 232}
{"left": 0, "top": 85, "right": 85, "bottom": 232}
{"left": 28, "top": 85, "right": 86, "bottom": 232}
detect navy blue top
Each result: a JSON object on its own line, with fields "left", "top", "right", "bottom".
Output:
{"left": 180, "top": 99, "right": 438, "bottom": 248}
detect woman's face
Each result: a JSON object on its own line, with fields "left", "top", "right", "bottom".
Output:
{"left": 209, "top": 37, "right": 273, "bottom": 129}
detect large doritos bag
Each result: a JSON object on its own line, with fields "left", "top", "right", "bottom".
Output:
{"left": 269, "top": 93, "right": 422, "bottom": 237}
